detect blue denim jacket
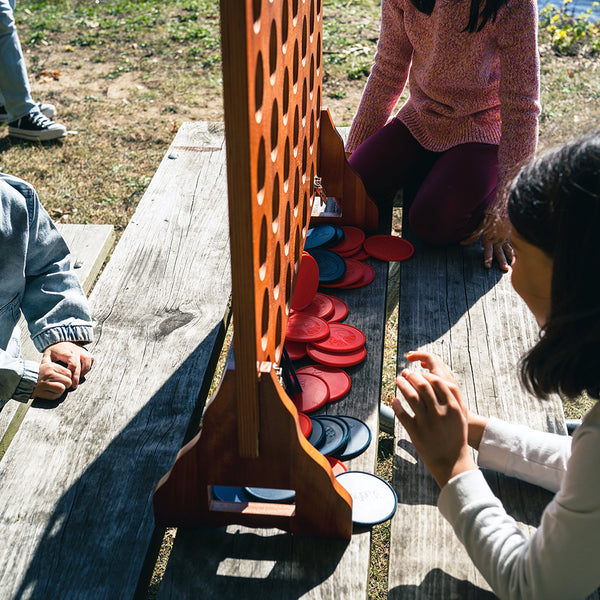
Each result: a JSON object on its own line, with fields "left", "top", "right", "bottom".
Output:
{"left": 0, "top": 173, "right": 94, "bottom": 402}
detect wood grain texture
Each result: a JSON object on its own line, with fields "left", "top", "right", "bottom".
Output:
{"left": 157, "top": 254, "right": 390, "bottom": 599}
{"left": 0, "top": 122, "right": 232, "bottom": 599}
{"left": 388, "top": 214, "right": 568, "bottom": 599}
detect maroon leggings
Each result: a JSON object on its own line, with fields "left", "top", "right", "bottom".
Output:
{"left": 348, "top": 119, "right": 499, "bottom": 245}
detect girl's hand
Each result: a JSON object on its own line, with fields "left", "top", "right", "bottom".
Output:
{"left": 42, "top": 342, "right": 94, "bottom": 390}
{"left": 392, "top": 371, "right": 477, "bottom": 488}
{"left": 406, "top": 351, "right": 457, "bottom": 385}
{"left": 33, "top": 361, "right": 73, "bottom": 400}
{"left": 404, "top": 352, "right": 489, "bottom": 450}
{"left": 461, "top": 214, "right": 514, "bottom": 271}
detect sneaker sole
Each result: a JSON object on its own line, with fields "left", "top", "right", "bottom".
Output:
{"left": 8, "top": 128, "right": 67, "bottom": 141}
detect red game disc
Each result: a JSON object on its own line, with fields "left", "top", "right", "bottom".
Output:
{"left": 296, "top": 364, "right": 352, "bottom": 401}
{"left": 311, "top": 323, "right": 366, "bottom": 353}
{"left": 291, "top": 251, "right": 320, "bottom": 311}
{"left": 284, "top": 340, "right": 307, "bottom": 361}
{"left": 330, "top": 226, "right": 366, "bottom": 254}
{"left": 348, "top": 248, "right": 370, "bottom": 261}
{"left": 298, "top": 412, "right": 313, "bottom": 438}
{"left": 324, "top": 295, "right": 349, "bottom": 322}
{"left": 306, "top": 344, "right": 367, "bottom": 368}
{"left": 320, "top": 258, "right": 365, "bottom": 288}
{"left": 286, "top": 313, "right": 330, "bottom": 343}
{"left": 296, "top": 292, "right": 335, "bottom": 320}
{"left": 335, "top": 245, "right": 363, "bottom": 258}
{"left": 291, "top": 373, "right": 330, "bottom": 413}
{"left": 328, "top": 456, "right": 348, "bottom": 476}
{"left": 340, "top": 263, "right": 375, "bottom": 289}
{"left": 364, "top": 235, "right": 415, "bottom": 262}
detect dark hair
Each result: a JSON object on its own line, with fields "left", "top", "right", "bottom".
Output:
{"left": 410, "top": 0, "right": 508, "bottom": 32}
{"left": 507, "top": 133, "right": 600, "bottom": 400}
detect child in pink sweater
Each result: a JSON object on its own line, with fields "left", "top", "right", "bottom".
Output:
{"left": 346, "top": 0, "right": 540, "bottom": 270}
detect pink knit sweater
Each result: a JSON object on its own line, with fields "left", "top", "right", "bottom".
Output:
{"left": 345, "top": 0, "right": 541, "bottom": 215}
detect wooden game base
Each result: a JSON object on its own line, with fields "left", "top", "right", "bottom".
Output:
{"left": 153, "top": 363, "right": 353, "bottom": 539}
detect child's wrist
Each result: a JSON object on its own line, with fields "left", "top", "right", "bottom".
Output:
{"left": 430, "top": 451, "right": 478, "bottom": 489}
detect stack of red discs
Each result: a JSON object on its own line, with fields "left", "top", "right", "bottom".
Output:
{"left": 284, "top": 312, "right": 329, "bottom": 362}
{"left": 306, "top": 322, "right": 367, "bottom": 368}
{"left": 296, "top": 364, "right": 352, "bottom": 403}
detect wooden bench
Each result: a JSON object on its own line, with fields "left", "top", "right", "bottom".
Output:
{"left": 388, "top": 202, "right": 600, "bottom": 599}
{"left": 0, "top": 122, "right": 233, "bottom": 598}
{"left": 1, "top": 120, "right": 588, "bottom": 600}
{"left": 0, "top": 116, "right": 394, "bottom": 598}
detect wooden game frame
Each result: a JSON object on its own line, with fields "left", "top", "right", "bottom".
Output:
{"left": 153, "top": 0, "right": 377, "bottom": 539}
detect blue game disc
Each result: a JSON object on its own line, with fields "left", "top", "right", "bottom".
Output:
{"left": 331, "top": 416, "right": 372, "bottom": 460}
{"left": 335, "top": 471, "right": 398, "bottom": 526}
{"left": 333, "top": 226, "right": 344, "bottom": 245}
{"left": 308, "top": 416, "right": 325, "bottom": 448}
{"left": 309, "top": 249, "right": 347, "bottom": 283}
{"left": 311, "top": 415, "right": 350, "bottom": 456}
{"left": 245, "top": 487, "right": 295, "bottom": 503}
{"left": 305, "top": 225, "right": 337, "bottom": 250}
{"left": 212, "top": 486, "right": 252, "bottom": 502}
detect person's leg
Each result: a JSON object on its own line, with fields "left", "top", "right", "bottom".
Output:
{"left": 408, "top": 142, "right": 499, "bottom": 245}
{"left": 0, "top": 0, "right": 37, "bottom": 121}
{"left": 348, "top": 119, "right": 436, "bottom": 205}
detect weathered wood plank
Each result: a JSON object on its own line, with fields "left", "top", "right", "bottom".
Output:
{"left": 59, "top": 223, "right": 116, "bottom": 295}
{"left": 0, "top": 122, "right": 232, "bottom": 599}
{"left": 157, "top": 123, "right": 389, "bottom": 599}
{"left": 388, "top": 219, "right": 567, "bottom": 598}
{"left": 0, "top": 224, "right": 115, "bottom": 457}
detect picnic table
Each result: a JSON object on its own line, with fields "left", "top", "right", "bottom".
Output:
{"left": 0, "top": 119, "right": 587, "bottom": 600}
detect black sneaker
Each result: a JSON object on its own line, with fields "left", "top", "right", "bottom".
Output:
{"left": 0, "top": 102, "right": 56, "bottom": 123}
{"left": 8, "top": 111, "right": 67, "bottom": 141}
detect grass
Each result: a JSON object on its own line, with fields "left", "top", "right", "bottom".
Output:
{"left": 3, "top": 1, "right": 599, "bottom": 599}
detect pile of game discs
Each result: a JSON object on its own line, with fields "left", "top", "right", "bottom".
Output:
{"left": 307, "top": 223, "right": 415, "bottom": 267}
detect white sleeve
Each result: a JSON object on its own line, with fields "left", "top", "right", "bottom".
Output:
{"left": 477, "top": 417, "right": 571, "bottom": 493}
{"left": 438, "top": 404, "right": 600, "bottom": 600}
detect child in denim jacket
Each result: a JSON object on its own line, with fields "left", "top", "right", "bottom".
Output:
{"left": 1, "top": 173, "right": 94, "bottom": 402}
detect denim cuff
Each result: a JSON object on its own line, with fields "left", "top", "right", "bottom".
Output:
{"left": 12, "top": 359, "right": 39, "bottom": 403}
{"left": 32, "top": 324, "right": 94, "bottom": 353}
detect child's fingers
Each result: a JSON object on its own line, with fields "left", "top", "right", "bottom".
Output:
{"left": 494, "top": 242, "right": 510, "bottom": 272}
{"left": 398, "top": 371, "right": 440, "bottom": 414}
{"left": 405, "top": 350, "right": 434, "bottom": 369}
{"left": 395, "top": 375, "right": 425, "bottom": 417}
{"left": 80, "top": 352, "right": 94, "bottom": 377}
{"left": 391, "top": 397, "right": 416, "bottom": 436}
{"left": 423, "top": 374, "right": 456, "bottom": 408}
{"left": 483, "top": 239, "right": 494, "bottom": 269}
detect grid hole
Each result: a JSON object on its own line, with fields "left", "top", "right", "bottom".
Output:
{"left": 269, "top": 20, "right": 278, "bottom": 82}
{"left": 272, "top": 172, "right": 280, "bottom": 234}
{"left": 270, "top": 99, "right": 279, "bottom": 161}
{"left": 255, "top": 52, "right": 264, "bottom": 122}
{"left": 261, "top": 287, "right": 269, "bottom": 352}
{"left": 281, "top": 0, "right": 289, "bottom": 49}
{"left": 259, "top": 215, "right": 268, "bottom": 280}
{"left": 273, "top": 242, "right": 281, "bottom": 301}
{"left": 257, "top": 137, "right": 266, "bottom": 205}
